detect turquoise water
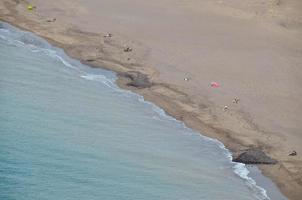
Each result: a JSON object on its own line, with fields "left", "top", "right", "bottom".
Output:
{"left": 0, "top": 22, "right": 270, "bottom": 200}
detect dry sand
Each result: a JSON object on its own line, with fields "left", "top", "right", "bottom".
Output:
{"left": 1, "top": 0, "right": 302, "bottom": 199}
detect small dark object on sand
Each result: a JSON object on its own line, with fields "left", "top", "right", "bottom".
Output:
{"left": 233, "top": 97, "right": 240, "bottom": 104}
{"left": 46, "top": 18, "right": 56, "bottom": 22}
{"left": 233, "top": 149, "right": 278, "bottom": 164}
{"left": 104, "top": 33, "right": 112, "bottom": 38}
{"left": 85, "top": 59, "right": 95, "bottom": 62}
{"left": 124, "top": 47, "right": 132, "bottom": 52}
{"left": 289, "top": 151, "right": 297, "bottom": 156}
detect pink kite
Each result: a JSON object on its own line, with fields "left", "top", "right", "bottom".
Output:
{"left": 210, "top": 82, "right": 220, "bottom": 88}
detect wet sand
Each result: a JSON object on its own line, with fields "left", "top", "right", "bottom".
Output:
{"left": 1, "top": 0, "right": 302, "bottom": 199}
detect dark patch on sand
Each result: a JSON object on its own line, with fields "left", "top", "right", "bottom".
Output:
{"left": 85, "top": 58, "right": 95, "bottom": 62}
{"left": 233, "top": 149, "right": 278, "bottom": 164}
{"left": 120, "top": 71, "right": 152, "bottom": 88}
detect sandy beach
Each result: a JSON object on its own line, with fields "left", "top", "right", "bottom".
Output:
{"left": 1, "top": 0, "right": 302, "bottom": 199}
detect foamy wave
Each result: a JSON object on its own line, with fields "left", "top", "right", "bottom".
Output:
{"left": 0, "top": 23, "right": 51, "bottom": 50}
{"left": 0, "top": 22, "right": 98, "bottom": 79}
{"left": 216, "top": 141, "right": 270, "bottom": 200}
{"left": 80, "top": 74, "right": 119, "bottom": 91}
{"left": 0, "top": 22, "right": 81, "bottom": 70}
{"left": 193, "top": 133, "right": 270, "bottom": 200}
{"left": 0, "top": 22, "right": 126, "bottom": 94}
{"left": 137, "top": 96, "right": 170, "bottom": 119}
{"left": 234, "top": 163, "right": 270, "bottom": 200}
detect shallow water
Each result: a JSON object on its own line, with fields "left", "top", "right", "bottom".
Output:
{"left": 0, "top": 22, "right": 275, "bottom": 200}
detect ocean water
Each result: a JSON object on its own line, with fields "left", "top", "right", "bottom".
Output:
{"left": 0, "top": 22, "right": 275, "bottom": 200}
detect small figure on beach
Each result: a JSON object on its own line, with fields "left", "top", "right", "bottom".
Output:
{"left": 124, "top": 47, "right": 133, "bottom": 52}
{"left": 289, "top": 150, "right": 297, "bottom": 156}
{"left": 46, "top": 18, "right": 56, "bottom": 23}
{"left": 233, "top": 97, "right": 240, "bottom": 104}
{"left": 210, "top": 81, "right": 220, "bottom": 88}
{"left": 27, "top": 5, "right": 36, "bottom": 11}
{"left": 224, "top": 105, "right": 228, "bottom": 111}
{"left": 104, "top": 33, "right": 112, "bottom": 38}
{"left": 184, "top": 77, "right": 190, "bottom": 81}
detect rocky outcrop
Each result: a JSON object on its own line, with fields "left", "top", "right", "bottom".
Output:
{"left": 122, "top": 71, "right": 152, "bottom": 88}
{"left": 233, "top": 149, "right": 278, "bottom": 164}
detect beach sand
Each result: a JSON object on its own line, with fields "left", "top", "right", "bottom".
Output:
{"left": 1, "top": 0, "right": 302, "bottom": 199}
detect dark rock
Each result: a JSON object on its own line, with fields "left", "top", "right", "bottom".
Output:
{"left": 233, "top": 149, "right": 278, "bottom": 164}
{"left": 85, "top": 59, "right": 95, "bottom": 62}
{"left": 121, "top": 72, "right": 152, "bottom": 88}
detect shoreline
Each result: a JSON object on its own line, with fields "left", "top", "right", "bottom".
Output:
{"left": 1, "top": 0, "right": 301, "bottom": 199}
{"left": 0, "top": 20, "right": 281, "bottom": 200}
